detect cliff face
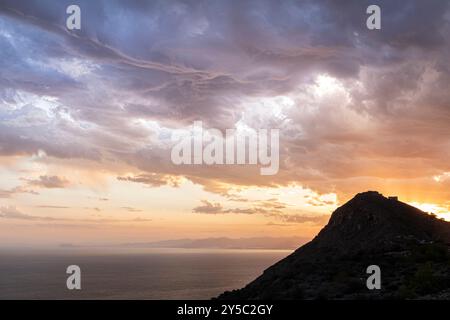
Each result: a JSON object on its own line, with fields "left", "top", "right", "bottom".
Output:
{"left": 218, "top": 191, "right": 450, "bottom": 300}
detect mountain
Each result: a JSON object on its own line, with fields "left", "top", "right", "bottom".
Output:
{"left": 120, "top": 236, "right": 310, "bottom": 250}
{"left": 217, "top": 191, "right": 450, "bottom": 299}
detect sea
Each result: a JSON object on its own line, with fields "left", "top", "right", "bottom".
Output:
{"left": 0, "top": 248, "right": 290, "bottom": 299}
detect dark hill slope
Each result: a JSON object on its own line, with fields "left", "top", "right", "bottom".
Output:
{"left": 218, "top": 191, "right": 450, "bottom": 299}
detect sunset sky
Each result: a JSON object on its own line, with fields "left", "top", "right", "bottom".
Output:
{"left": 1, "top": 0, "right": 450, "bottom": 247}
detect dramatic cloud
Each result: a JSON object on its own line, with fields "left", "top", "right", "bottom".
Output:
{"left": 0, "top": 206, "right": 64, "bottom": 221}
{"left": 1, "top": 0, "right": 450, "bottom": 223}
{"left": 25, "top": 175, "right": 69, "bottom": 188}
{"left": 0, "top": 186, "right": 39, "bottom": 198}
{"left": 192, "top": 199, "right": 329, "bottom": 225}
{"left": 192, "top": 200, "right": 224, "bottom": 214}
{"left": 0, "top": 206, "right": 151, "bottom": 223}
{"left": 117, "top": 173, "right": 180, "bottom": 187}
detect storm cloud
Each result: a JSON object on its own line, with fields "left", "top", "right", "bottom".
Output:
{"left": 1, "top": 0, "right": 450, "bottom": 205}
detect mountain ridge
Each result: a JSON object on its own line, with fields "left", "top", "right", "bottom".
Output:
{"left": 217, "top": 191, "right": 450, "bottom": 299}
{"left": 59, "top": 236, "right": 310, "bottom": 250}
{"left": 120, "top": 236, "right": 310, "bottom": 250}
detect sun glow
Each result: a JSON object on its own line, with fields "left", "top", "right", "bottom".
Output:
{"left": 408, "top": 202, "right": 450, "bottom": 221}
{"left": 313, "top": 74, "right": 346, "bottom": 97}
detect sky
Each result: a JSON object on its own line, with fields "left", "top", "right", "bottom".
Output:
{"left": 0, "top": 0, "right": 450, "bottom": 247}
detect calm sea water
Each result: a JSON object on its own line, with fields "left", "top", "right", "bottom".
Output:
{"left": 0, "top": 248, "right": 289, "bottom": 299}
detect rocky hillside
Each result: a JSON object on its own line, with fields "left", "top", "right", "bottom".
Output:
{"left": 218, "top": 191, "right": 450, "bottom": 299}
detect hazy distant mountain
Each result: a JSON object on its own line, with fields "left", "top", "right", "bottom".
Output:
{"left": 120, "top": 236, "right": 310, "bottom": 250}
{"left": 218, "top": 191, "right": 450, "bottom": 299}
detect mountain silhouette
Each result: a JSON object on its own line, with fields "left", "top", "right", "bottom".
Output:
{"left": 217, "top": 191, "right": 450, "bottom": 299}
